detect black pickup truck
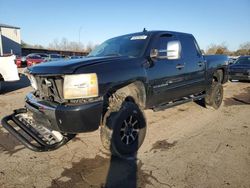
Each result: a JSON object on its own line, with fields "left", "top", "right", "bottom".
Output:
{"left": 1, "top": 30, "right": 228, "bottom": 157}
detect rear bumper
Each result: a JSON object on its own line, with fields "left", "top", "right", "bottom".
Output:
{"left": 25, "top": 93, "right": 103, "bottom": 133}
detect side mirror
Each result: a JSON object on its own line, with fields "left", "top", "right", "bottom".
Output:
{"left": 150, "top": 49, "right": 159, "bottom": 59}
{"left": 150, "top": 41, "right": 181, "bottom": 61}
{"left": 167, "top": 41, "right": 181, "bottom": 60}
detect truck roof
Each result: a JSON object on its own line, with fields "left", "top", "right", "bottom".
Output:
{"left": 123, "top": 30, "right": 193, "bottom": 37}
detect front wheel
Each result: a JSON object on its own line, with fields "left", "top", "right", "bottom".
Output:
{"left": 205, "top": 82, "right": 223, "bottom": 109}
{"left": 100, "top": 101, "right": 146, "bottom": 158}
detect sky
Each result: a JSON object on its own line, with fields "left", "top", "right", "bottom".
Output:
{"left": 0, "top": 0, "right": 249, "bottom": 51}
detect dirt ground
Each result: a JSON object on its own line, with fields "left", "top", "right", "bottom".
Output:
{"left": 0, "top": 74, "right": 249, "bottom": 188}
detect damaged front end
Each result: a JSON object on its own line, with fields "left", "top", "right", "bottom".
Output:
{"left": 1, "top": 108, "right": 75, "bottom": 152}
{"left": 1, "top": 72, "right": 103, "bottom": 152}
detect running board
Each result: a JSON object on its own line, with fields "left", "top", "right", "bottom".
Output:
{"left": 1, "top": 108, "right": 75, "bottom": 152}
{"left": 153, "top": 94, "right": 206, "bottom": 112}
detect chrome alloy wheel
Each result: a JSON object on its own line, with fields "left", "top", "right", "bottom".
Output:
{"left": 120, "top": 115, "right": 140, "bottom": 145}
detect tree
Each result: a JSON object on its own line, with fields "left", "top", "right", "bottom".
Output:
{"left": 239, "top": 42, "right": 250, "bottom": 50}
{"left": 48, "top": 38, "right": 86, "bottom": 51}
{"left": 206, "top": 43, "right": 229, "bottom": 55}
{"left": 235, "top": 42, "right": 250, "bottom": 55}
{"left": 85, "top": 42, "right": 98, "bottom": 53}
{"left": 33, "top": 44, "right": 44, "bottom": 49}
{"left": 215, "top": 48, "right": 225, "bottom": 54}
{"left": 206, "top": 44, "right": 217, "bottom": 54}
{"left": 21, "top": 40, "right": 44, "bottom": 49}
{"left": 21, "top": 40, "right": 29, "bottom": 48}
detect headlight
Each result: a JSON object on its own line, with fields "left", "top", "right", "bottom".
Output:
{"left": 23, "top": 69, "right": 37, "bottom": 90}
{"left": 63, "top": 73, "right": 98, "bottom": 99}
{"left": 27, "top": 74, "right": 38, "bottom": 90}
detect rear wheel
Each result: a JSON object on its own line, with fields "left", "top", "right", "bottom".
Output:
{"left": 100, "top": 101, "right": 146, "bottom": 158}
{"left": 205, "top": 82, "right": 223, "bottom": 109}
{"left": 215, "top": 69, "right": 223, "bottom": 83}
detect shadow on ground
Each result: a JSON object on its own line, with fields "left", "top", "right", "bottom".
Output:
{"left": 49, "top": 138, "right": 177, "bottom": 188}
{"left": 194, "top": 98, "right": 206, "bottom": 108}
{"left": 49, "top": 155, "right": 135, "bottom": 188}
{"left": 224, "top": 86, "right": 250, "bottom": 106}
{"left": 0, "top": 128, "right": 25, "bottom": 155}
{"left": 49, "top": 153, "right": 171, "bottom": 188}
{"left": 0, "top": 75, "right": 30, "bottom": 94}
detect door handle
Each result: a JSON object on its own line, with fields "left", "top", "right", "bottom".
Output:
{"left": 176, "top": 64, "right": 185, "bottom": 69}
{"left": 198, "top": 62, "right": 204, "bottom": 67}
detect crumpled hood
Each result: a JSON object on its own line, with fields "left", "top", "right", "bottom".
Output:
{"left": 28, "top": 56, "right": 129, "bottom": 75}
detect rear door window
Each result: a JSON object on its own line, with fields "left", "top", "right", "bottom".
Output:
{"left": 179, "top": 35, "right": 201, "bottom": 59}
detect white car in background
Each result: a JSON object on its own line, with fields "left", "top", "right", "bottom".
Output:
{"left": 0, "top": 55, "right": 20, "bottom": 92}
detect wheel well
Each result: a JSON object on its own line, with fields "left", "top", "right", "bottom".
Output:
{"left": 213, "top": 69, "right": 224, "bottom": 83}
{"left": 213, "top": 75, "right": 218, "bottom": 82}
{"left": 104, "top": 81, "right": 146, "bottom": 108}
{"left": 126, "top": 81, "right": 146, "bottom": 107}
{"left": 101, "top": 81, "right": 146, "bottom": 123}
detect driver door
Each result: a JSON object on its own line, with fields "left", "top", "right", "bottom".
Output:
{"left": 146, "top": 35, "right": 187, "bottom": 107}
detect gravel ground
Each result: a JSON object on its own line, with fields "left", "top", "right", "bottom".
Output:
{"left": 0, "top": 74, "right": 249, "bottom": 188}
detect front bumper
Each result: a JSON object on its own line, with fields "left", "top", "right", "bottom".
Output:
{"left": 229, "top": 74, "right": 250, "bottom": 81}
{"left": 25, "top": 93, "right": 103, "bottom": 133}
{"left": 1, "top": 108, "right": 75, "bottom": 152}
{"left": 1, "top": 93, "right": 103, "bottom": 152}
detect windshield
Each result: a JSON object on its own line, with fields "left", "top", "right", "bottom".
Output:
{"left": 235, "top": 57, "right": 250, "bottom": 65}
{"left": 88, "top": 34, "right": 149, "bottom": 58}
{"left": 38, "top": 54, "right": 49, "bottom": 58}
{"left": 29, "top": 55, "right": 42, "bottom": 59}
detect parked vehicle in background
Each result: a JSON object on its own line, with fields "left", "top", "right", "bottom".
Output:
{"left": 26, "top": 54, "right": 47, "bottom": 67}
{"left": 229, "top": 56, "right": 250, "bottom": 81}
{"left": 15, "top": 56, "right": 24, "bottom": 68}
{"left": 70, "top": 55, "right": 85, "bottom": 59}
{"left": 47, "top": 54, "right": 64, "bottom": 61}
{"left": 15, "top": 53, "right": 48, "bottom": 67}
{"left": 0, "top": 55, "right": 20, "bottom": 92}
{"left": 1, "top": 30, "right": 228, "bottom": 157}
{"left": 14, "top": 56, "right": 22, "bottom": 68}
{"left": 228, "top": 56, "right": 239, "bottom": 65}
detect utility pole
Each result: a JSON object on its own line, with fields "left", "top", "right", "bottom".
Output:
{"left": 78, "top": 26, "right": 82, "bottom": 46}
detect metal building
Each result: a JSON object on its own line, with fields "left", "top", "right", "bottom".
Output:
{"left": 0, "top": 24, "right": 21, "bottom": 56}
